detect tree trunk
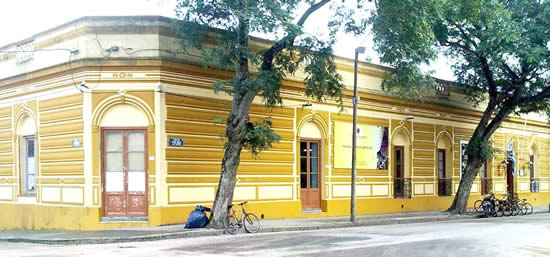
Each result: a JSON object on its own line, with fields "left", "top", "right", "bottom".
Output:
{"left": 207, "top": 104, "right": 251, "bottom": 229}
{"left": 448, "top": 154, "right": 483, "bottom": 214}
{"left": 206, "top": 11, "right": 255, "bottom": 229}
{"left": 447, "top": 102, "right": 513, "bottom": 214}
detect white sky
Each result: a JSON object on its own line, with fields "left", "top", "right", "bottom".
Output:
{"left": 0, "top": 0, "right": 454, "bottom": 81}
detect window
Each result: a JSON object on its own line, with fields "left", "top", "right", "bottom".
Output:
{"left": 529, "top": 153, "right": 539, "bottom": 193}
{"left": 23, "top": 136, "right": 36, "bottom": 195}
{"left": 438, "top": 149, "right": 451, "bottom": 196}
{"left": 438, "top": 150, "right": 445, "bottom": 179}
{"left": 17, "top": 116, "right": 37, "bottom": 196}
{"left": 459, "top": 141, "right": 468, "bottom": 178}
{"left": 529, "top": 154, "right": 535, "bottom": 178}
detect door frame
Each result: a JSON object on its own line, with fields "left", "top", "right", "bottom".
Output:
{"left": 437, "top": 148, "right": 446, "bottom": 196}
{"left": 100, "top": 127, "right": 149, "bottom": 218}
{"left": 506, "top": 161, "right": 514, "bottom": 195}
{"left": 394, "top": 146, "right": 404, "bottom": 179}
{"left": 299, "top": 138, "right": 322, "bottom": 210}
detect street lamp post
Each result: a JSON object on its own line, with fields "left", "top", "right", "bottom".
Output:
{"left": 351, "top": 46, "right": 366, "bottom": 223}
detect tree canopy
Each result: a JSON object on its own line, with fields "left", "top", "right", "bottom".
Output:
{"left": 174, "top": 0, "right": 368, "bottom": 227}
{"left": 175, "top": 0, "right": 367, "bottom": 107}
{"left": 370, "top": 0, "right": 550, "bottom": 213}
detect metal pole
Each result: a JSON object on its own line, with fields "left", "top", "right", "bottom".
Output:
{"left": 351, "top": 47, "right": 365, "bottom": 222}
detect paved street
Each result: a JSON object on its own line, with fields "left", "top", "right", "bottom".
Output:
{"left": 1, "top": 214, "right": 550, "bottom": 257}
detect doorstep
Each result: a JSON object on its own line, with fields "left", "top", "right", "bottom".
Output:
{"left": 299, "top": 209, "right": 329, "bottom": 218}
{"left": 100, "top": 216, "right": 149, "bottom": 223}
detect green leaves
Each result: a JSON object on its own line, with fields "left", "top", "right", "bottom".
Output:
{"left": 370, "top": 0, "right": 439, "bottom": 66}
{"left": 175, "top": 0, "right": 368, "bottom": 155}
{"left": 380, "top": 63, "right": 437, "bottom": 102}
{"left": 303, "top": 47, "right": 344, "bottom": 107}
{"left": 371, "top": 0, "right": 550, "bottom": 118}
{"left": 242, "top": 119, "right": 281, "bottom": 155}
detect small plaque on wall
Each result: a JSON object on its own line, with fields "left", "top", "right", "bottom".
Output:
{"left": 72, "top": 138, "right": 81, "bottom": 147}
{"left": 168, "top": 138, "right": 184, "bottom": 147}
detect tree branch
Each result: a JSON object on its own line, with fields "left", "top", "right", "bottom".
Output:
{"left": 482, "top": 103, "right": 515, "bottom": 141}
{"left": 478, "top": 55, "right": 498, "bottom": 103}
{"left": 448, "top": 19, "right": 478, "bottom": 49}
{"left": 516, "top": 82, "right": 550, "bottom": 105}
{"left": 297, "top": 0, "right": 331, "bottom": 26}
{"left": 501, "top": 61, "right": 520, "bottom": 82}
{"left": 261, "top": 0, "right": 332, "bottom": 70}
{"left": 446, "top": 19, "right": 500, "bottom": 102}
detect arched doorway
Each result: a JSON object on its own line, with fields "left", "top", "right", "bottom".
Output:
{"left": 100, "top": 104, "right": 149, "bottom": 218}
{"left": 299, "top": 122, "right": 322, "bottom": 210}
{"left": 391, "top": 129, "right": 411, "bottom": 198}
{"left": 436, "top": 134, "right": 452, "bottom": 196}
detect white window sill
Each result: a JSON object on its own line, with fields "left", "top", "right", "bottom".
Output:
{"left": 17, "top": 195, "right": 37, "bottom": 204}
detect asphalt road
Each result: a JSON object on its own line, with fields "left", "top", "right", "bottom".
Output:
{"left": 2, "top": 214, "right": 550, "bottom": 257}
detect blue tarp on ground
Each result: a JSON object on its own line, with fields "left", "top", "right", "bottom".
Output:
{"left": 184, "top": 205, "right": 211, "bottom": 229}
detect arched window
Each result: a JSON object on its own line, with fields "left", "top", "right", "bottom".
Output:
{"left": 16, "top": 116, "right": 37, "bottom": 196}
{"left": 529, "top": 144, "right": 539, "bottom": 192}
{"left": 436, "top": 134, "right": 452, "bottom": 196}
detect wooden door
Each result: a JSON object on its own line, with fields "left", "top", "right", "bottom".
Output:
{"left": 394, "top": 146, "right": 404, "bottom": 198}
{"left": 300, "top": 139, "right": 321, "bottom": 210}
{"left": 437, "top": 149, "right": 446, "bottom": 196}
{"left": 506, "top": 162, "right": 514, "bottom": 195}
{"left": 102, "top": 129, "right": 148, "bottom": 217}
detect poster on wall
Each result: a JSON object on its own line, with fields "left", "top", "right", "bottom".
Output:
{"left": 334, "top": 122, "right": 388, "bottom": 170}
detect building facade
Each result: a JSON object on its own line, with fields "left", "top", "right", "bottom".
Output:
{"left": 0, "top": 16, "right": 549, "bottom": 230}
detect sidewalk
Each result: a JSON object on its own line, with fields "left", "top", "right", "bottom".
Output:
{"left": 0, "top": 207, "right": 547, "bottom": 245}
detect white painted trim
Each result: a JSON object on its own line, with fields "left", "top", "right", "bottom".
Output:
{"left": 155, "top": 89, "right": 167, "bottom": 206}
{"left": 0, "top": 86, "right": 81, "bottom": 108}
{"left": 82, "top": 91, "right": 92, "bottom": 206}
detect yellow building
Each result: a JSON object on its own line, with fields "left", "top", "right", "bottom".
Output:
{"left": 0, "top": 16, "right": 548, "bottom": 230}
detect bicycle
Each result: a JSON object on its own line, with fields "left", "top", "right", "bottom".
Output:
{"left": 474, "top": 193, "right": 494, "bottom": 213}
{"left": 474, "top": 198, "right": 484, "bottom": 213}
{"left": 517, "top": 198, "right": 533, "bottom": 215}
{"left": 223, "top": 201, "right": 260, "bottom": 235}
{"left": 501, "top": 193, "right": 520, "bottom": 216}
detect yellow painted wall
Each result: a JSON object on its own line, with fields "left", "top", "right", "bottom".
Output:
{"left": 1, "top": 59, "right": 550, "bottom": 230}
{"left": 0, "top": 106, "right": 13, "bottom": 202}
{"left": 165, "top": 93, "right": 296, "bottom": 206}
{"left": 38, "top": 94, "right": 84, "bottom": 205}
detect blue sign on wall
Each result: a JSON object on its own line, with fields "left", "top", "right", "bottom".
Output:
{"left": 169, "top": 138, "right": 184, "bottom": 147}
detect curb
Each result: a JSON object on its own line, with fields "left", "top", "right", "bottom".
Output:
{"left": 259, "top": 215, "right": 477, "bottom": 233}
{"left": 0, "top": 215, "right": 483, "bottom": 245}
{"left": 0, "top": 229, "right": 224, "bottom": 245}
